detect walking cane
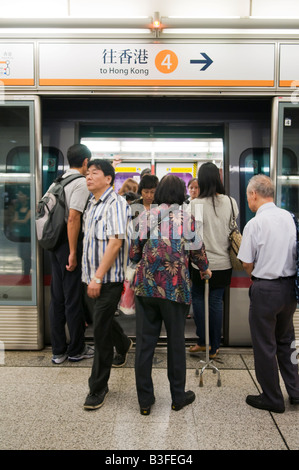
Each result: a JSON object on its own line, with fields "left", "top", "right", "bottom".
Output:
{"left": 195, "top": 276, "right": 221, "bottom": 387}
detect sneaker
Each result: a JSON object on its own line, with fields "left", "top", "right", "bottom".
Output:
{"left": 172, "top": 390, "right": 195, "bottom": 411}
{"left": 52, "top": 352, "right": 68, "bottom": 364}
{"left": 112, "top": 338, "right": 133, "bottom": 368}
{"left": 83, "top": 387, "right": 109, "bottom": 410}
{"left": 68, "top": 345, "right": 94, "bottom": 362}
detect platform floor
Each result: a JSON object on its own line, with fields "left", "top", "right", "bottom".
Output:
{"left": 0, "top": 346, "right": 298, "bottom": 451}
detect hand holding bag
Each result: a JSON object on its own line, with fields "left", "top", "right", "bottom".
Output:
{"left": 228, "top": 197, "right": 243, "bottom": 271}
{"left": 118, "top": 263, "right": 137, "bottom": 315}
{"left": 119, "top": 280, "right": 136, "bottom": 315}
{"left": 125, "top": 261, "right": 138, "bottom": 285}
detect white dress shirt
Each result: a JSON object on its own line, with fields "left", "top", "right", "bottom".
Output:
{"left": 238, "top": 202, "right": 296, "bottom": 279}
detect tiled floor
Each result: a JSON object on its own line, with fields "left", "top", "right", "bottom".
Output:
{"left": 0, "top": 346, "right": 298, "bottom": 451}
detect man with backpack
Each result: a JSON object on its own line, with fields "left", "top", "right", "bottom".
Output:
{"left": 48, "top": 144, "right": 94, "bottom": 364}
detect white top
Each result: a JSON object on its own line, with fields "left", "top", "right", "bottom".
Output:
{"left": 238, "top": 202, "right": 296, "bottom": 279}
{"left": 190, "top": 194, "right": 239, "bottom": 270}
{"left": 62, "top": 169, "right": 90, "bottom": 221}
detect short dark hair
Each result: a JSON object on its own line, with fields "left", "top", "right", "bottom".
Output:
{"left": 67, "top": 144, "right": 91, "bottom": 168}
{"left": 140, "top": 168, "right": 151, "bottom": 178}
{"left": 87, "top": 158, "right": 115, "bottom": 185}
{"left": 154, "top": 174, "right": 186, "bottom": 205}
{"left": 138, "top": 174, "right": 159, "bottom": 193}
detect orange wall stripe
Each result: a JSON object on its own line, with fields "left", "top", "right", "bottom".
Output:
{"left": 39, "top": 79, "right": 274, "bottom": 87}
{"left": 0, "top": 79, "right": 34, "bottom": 85}
{"left": 279, "top": 80, "right": 299, "bottom": 87}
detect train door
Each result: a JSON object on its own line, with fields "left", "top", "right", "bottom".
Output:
{"left": 81, "top": 134, "right": 224, "bottom": 341}
{"left": 275, "top": 99, "right": 299, "bottom": 341}
{"left": 0, "top": 97, "right": 43, "bottom": 349}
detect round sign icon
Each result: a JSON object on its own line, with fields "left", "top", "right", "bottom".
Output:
{"left": 155, "top": 50, "right": 178, "bottom": 74}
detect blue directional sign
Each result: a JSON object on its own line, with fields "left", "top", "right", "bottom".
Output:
{"left": 190, "top": 53, "right": 213, "bottom": 71}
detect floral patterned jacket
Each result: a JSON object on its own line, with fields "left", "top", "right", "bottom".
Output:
{"left": 129, "top": 204, "right": 209, "bottom": 304}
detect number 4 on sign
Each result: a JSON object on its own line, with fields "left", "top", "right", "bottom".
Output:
{"left": 155, "top": 50, "right": 178, "bottom": 74}
{"left": 161, "top": 54, "right": 172, "bottom": 69}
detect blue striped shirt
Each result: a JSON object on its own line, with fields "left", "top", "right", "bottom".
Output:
{"left": 81, "top": 187, "right": 132, "bottom": 284}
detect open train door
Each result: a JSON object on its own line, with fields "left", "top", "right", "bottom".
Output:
{"left": 0, "top": 97, "right": 43, "bottom": 350}
{"left": 274, "top": 97, "right": 299, "bottom": 342}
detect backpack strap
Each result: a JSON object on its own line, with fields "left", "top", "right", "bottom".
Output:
{"left": 54, "top": 173, "right": 84, "bottom": 187}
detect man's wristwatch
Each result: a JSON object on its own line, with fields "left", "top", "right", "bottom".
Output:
{"left": 93, "top": 277, "right": 102, "bottom": 284}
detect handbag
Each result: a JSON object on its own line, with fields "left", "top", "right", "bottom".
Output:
{"left": 228, "top": 197, "right": 243, "bottom": 271}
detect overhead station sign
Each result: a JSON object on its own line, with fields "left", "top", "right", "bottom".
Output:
{"left": 0, "top": 43, "right": 34, "bottom": 86}
{"left": 279, "top": 44, "right": 299, "bottom": 87}
{"left": 39, "top": 43, "right": 275, "bottom": 88}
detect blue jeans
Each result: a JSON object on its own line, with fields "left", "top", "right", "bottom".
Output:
{"left": 191, "top": 283, "right": 224, "bottom": 355}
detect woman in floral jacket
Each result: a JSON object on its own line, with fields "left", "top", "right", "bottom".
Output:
{"left": 130, "top": 174, "right": 211, "bottom": 415}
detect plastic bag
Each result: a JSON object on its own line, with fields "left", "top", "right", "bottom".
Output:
{"left": 119, "top": 280, "right": 135, "bottom": 315}
{"left": 125, "top": 261, "right": 137, "bottom": 285}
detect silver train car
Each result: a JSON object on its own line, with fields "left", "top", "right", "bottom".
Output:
{"left": 0, "top": 20, "right": 298, "bottom": 350}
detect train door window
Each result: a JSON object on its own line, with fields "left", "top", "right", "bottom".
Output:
{"left": 0, "top": 103, "right": 36, "bottom": 304}
{"left": 81, "top": 137, "right": 223, "bottom": 190}
{"left": 277, "top": 104, "right": 299, "bottom": 218}
{"left": 239, "top": 148, "right": 270, "bottom": 230}
{"left": 239, "top": 147, "right": 298, "bottom": 230}
{"left": 42, "top": 147, "right": 65, "bottom": 192}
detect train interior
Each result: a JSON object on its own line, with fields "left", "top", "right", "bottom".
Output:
{"left": 0, "top": 96, "right": 298, "bottom": 349}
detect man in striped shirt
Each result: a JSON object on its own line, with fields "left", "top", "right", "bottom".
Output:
{"left": 82, "top": 159, "right": 132, "bottom": 411}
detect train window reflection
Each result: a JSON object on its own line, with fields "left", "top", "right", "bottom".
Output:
{"left": 81, "top": 137, "right": 223, "bottom": 162}
{"left": 0, "top": 104, "right": 35, "bottom": 303}
{"left": 239, "top": 147, "right": 298, "bottom": 229}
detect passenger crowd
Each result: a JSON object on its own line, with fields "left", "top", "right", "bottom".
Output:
{"left": 47, "top": 143, "right": 299, "bottom": 415}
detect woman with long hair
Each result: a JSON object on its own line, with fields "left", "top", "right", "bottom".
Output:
{"left": 189, "top": 162, "right": 239, "bottom": 358}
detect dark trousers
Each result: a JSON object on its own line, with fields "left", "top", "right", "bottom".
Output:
{"left": 49, "top": 240, "right": 85, "bottom": 357}
{"left": 135, "top": 296, "right": 189, "bottom": 407}
{"left": 192, "top": 283, "right": 225, "bottom": 354}
{"left": 88, "top": 282, "right": 131, "bottom": 394}
{"left": 249, "top": 278, "right": 299, "bottom": 408}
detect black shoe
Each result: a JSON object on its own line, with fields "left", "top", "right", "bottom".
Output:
{"left": 83, "top": 387, "right": 109, "bottom": 410}
{"left": 140, "top": 398, "right": 155, "bottom": 416}
{"left": 112, "top": 339, "right": 133, "bottom": 368}
{"left": 289, "top": 396, "right": 299, "bottom": 405}
{"left": 246, "top": 394, "right": 285, "bottom": 413}
{"left": 172, "top": 390, "right": 195, "bottom": 411}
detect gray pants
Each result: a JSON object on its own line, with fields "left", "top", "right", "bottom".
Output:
{"left": 249, "top": 278, "right": 299, "bottom": 409}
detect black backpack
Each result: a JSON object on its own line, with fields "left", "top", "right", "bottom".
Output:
{"left": 35, "top": 173, "right": 84, "bottom": 251}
